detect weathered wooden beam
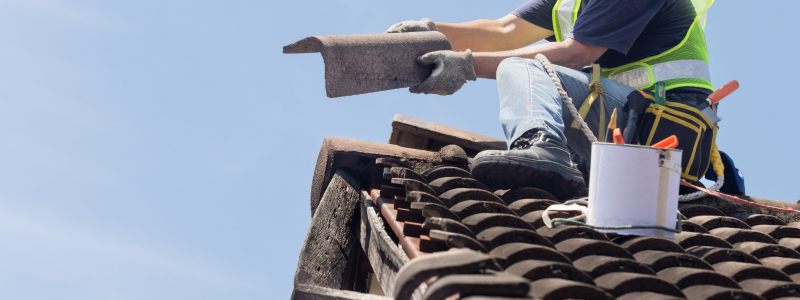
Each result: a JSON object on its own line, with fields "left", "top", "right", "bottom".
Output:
{"left": 358, "top": 191, "right": 408, "bottom": 296}
{"left": 389, "top": 114, "right": 506, "bottom": 156}
{"left": 294, "top": 169, "right": 363, "bottom": 295}
{"left": 292, "top": 284, "right": 391, "bottom": 300}
{"left": 310, "top": 137, "right": 442, "bottom": 217}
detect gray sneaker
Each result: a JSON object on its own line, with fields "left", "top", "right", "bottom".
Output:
{"left": 470, "top": 130, "right": 586, "bottom": 200}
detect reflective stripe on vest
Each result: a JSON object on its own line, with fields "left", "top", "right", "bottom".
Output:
{"left": 608, "top": 60, "right": 711, "bottom": 89}
{"left": 552, "top": 0, "right": 582, "bottom": 42}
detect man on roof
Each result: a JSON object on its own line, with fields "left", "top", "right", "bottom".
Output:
{"left": 387, "top": 0, "right": 715, "bottom": 199}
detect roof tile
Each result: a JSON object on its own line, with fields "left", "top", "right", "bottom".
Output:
{"left": 760, "top": 257, "right": 800, "bottom": 276}
{"left": 572, "top": 255, "right": 655, "bottom": 278}
{"left": 733, "top": 242, "right": 800, "bottom": 259}
{"left": 505, "top": 259, "right": 594, "bottom": 284}
{"left": 730, "top": 212, "right": 788, "bottom": 226}
{"left": 779, "top": 238, "right": 800, "bottom": 252}
{"left": 675, "top": 232, "right": 733, "bottom": 249}
{"left": 685, "top": 246, "right": 761, "bottom": 265}
{"left": 681, "top": 285, "right": 764, "bottom": 300}
{"left": 752, "top": 225, "right": 800, "bottom": 240}
{"left": 528, "top": 278, "right": 614, "bottom": 300}
{"left": 679, "top": 204, "right": 726, "bottom": 218}
{"left": 475, "top": 227, "right": 554, "bottom": 250}
{"left": 422, "top": 273, "right": 530, "bottom": 300}
{"left": 738, "top": 279, "right": 800, "bottom": 299}
{"left": 450, "top": 200, "right": 517, "bottom": 219}
{"left": 679, "top": 220, "right": 710, "bottom": 233}
{"left": 712, "top": 261, "right": 793, "bottom": 282}
{"left": 709, "top": 228, "right": 778, "bottom": 245}
{"left": 537, "top": 226, "right": 608, "bottom": 244}
{"left": 494, "top": 187, "right": 557, "bottom": 204}
{"left": 507, "top": 199, "right": 560, "bottom": 216}
{"left": 489, "top": 243, "right": 571, "bottom": 269}
{"left": 555, "top": 239, "right": 634, "bottom": 260}
{"left": 421, "top": 166, "right": 473, "bottom": 182}
{"left": 438, "top": 188, "right": 505, "bottom": 207}
{"left": 428, "top": 177, "right": 490, "bottom": 195}
{"left": 615, "top": 236, "right": 687, "bottom": 255}
{"left": 423, "top": 217, "right": 476, "bottom": 238}
{"left": 634, "top": 250, "right": 713, "bottom": 272}
{"left": 594, "top": 272, "right": 685, "bottom": 297}
{"left": 656, "top": 266, "right": 741, "bottom": 289}
{"left": 688, "top": 216, "right": 751, "bottom": 230}
{"left": 461, "top": 213, "right": 535, "bottom": 233}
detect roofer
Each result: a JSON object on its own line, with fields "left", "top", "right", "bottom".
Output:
{"left": 386, "top": 0, "right": 716, "bottom": 199}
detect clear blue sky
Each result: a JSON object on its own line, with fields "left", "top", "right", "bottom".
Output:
{"left": 0, "top": 0, "right": 795, "bottom": 299}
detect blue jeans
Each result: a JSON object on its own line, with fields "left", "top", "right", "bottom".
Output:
{"left": 496, "top": 57, "right": 636, "bottom": 162}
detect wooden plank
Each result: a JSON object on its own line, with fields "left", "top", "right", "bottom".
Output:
{"left": 292, "top": 284, "right": 390, "bottom": 300}
{"left": 361, "top": 192, "right": 430, "bottom": 300}
{"left": 359, "top": 192, "right": 405, "bottom": 296}
{"left": 310, "top": 137, "right": 441, "bottom": 217}
{"left": 389, "top": 114, "right": 506, "bottom": 156}
{"left": 294, "top": 169, "right": 363, "bottom": 292}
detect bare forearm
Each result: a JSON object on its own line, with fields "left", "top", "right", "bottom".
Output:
{"left": 473, "top": 39, "right": 607, "bottom": 79}
{"left": 434, "top": 14, "right": 552, "bottom": 53}
{"left": 436, "top": 20, "right": 515, "bottom": 52}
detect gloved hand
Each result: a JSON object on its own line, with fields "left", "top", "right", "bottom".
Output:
{"left": 410, "top": 50, "right": 477, "bottom": 96}
{"left": 385, "top": 18, "right": 437, "bottom": 33}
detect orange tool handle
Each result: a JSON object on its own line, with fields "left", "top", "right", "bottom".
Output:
{"left": 707, "top": 80, "right": 739, "bottom": 104}
{"left": 613, "top": 128, "right": 624, "bottom": 144}
{"left": 652, "top": 135, "right": 678, "bottom": 149}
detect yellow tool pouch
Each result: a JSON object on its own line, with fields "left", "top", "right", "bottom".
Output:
{"left": 637, "top": 101, "right": 717, "bottom": 182}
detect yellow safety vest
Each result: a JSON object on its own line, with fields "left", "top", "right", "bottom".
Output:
{"left": 552, "top": 0, "right": 714, "bottom": 92}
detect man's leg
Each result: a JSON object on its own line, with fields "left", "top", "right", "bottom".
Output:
{"left": 471, "top": 57, "right": 635, "bottom": 199}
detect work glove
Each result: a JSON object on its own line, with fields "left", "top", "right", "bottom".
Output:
{"left": 385, "top": 18, "right": 437, "bottom": 33}
{"left": 410, "top": 50, "right": 477, "bottom": 96}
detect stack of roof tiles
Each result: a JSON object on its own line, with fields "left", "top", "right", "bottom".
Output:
{"left": 292, "top": 114, "right": 800, "bottom": 300}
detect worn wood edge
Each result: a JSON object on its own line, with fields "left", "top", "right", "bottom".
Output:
{"left": 292, "top": 284, "right": 391, "bottom": 300}
{"left": 360, "top": 191, "right": 407, "bottom": 296}
{"left": 363, "top": 191, "right": 428, "bottom": 300}
{"left": 310, "top": 137, "right": 442, "bottom": 217}
{"left": 294, "top": 168, "right": 363, "bottom": 293}
{"left": 390, "top": 114, "right": 506, "bottom": 152}
{"left": 363, "top": 192, "right": 409, "bottom": 266}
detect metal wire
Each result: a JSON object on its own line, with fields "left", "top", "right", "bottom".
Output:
{"left": 549, "top": 200, "right": 683, "bottom": 233}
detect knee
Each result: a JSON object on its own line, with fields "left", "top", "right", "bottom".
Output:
{"left": 497, "top": 57, "right": 545, "bottom": 82}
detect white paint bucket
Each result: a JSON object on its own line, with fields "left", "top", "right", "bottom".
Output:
{"left": 587, "top": 143, "right": 683, "bottom": 239}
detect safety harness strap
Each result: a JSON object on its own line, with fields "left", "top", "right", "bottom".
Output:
{"left": 571, "top": 64, "right": 605, "bottom": 141}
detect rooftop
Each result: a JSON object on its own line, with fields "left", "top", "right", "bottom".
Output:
{"left": 292, "top": 114, "right": 800, "bottom": 300}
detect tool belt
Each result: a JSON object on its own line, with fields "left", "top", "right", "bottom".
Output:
{"left": 575, "top": 64, "right": 717, "bottom": 182}
{"left": 626, "top": 91, "right": 717, "bottom": 182}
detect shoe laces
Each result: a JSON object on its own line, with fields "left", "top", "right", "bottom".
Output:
{"left": 510, "top": 130, "right": 544, "bottom": 151}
